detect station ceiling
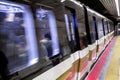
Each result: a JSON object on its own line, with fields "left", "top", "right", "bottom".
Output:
{"left": 78, "top": 0, "right": 118, "bottom": 22}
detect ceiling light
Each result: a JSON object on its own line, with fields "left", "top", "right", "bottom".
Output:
{"left": 61, "top": 0, "right": 66, "bottom": 2}
{"left": 115, "top": 0, "right": 120, "bottom": 16}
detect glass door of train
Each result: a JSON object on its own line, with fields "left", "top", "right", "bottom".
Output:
{"left": 64, "top": 3, "right": 89, "bottom": 79}
{"left": 96, "top": 17, "right": 104, "bottom": 56}
{"left": 103, "top": 19, "right": 109, "bottom": 46}
{"left": 64, "top": 6, "right": 80, "bottom": 80}
{"left": 85, "top": 9, "right": 98, "bottom": 63}
{"left": 64, "top": 7, "right": 80, "bottom": 53}
{"left": 35, "top": 6, "right": 60, "bottom": 66}
{"left": 33, "top": 1, "right": 73, "bottom": 80}
{"left": 0, "top": 1, "right": 39, "bottom": 74}
{"left": 103, "top": 19, "right": 109, "bottom": 36}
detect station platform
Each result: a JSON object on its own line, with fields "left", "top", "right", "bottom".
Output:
{"left": 85, "top": 36, "right": 120, "bottom": 80}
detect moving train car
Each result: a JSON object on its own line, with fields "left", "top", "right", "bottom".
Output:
{"left": 0, "top": 0, "right": 115, "bottom": 80}
{"left": 0, "top": 0, "right": 39, "bottom": 75}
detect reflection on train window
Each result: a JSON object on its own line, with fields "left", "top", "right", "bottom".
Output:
{"left": 77, "top": 8, "right": 88, "bottom": 49}
{"left": 64, "top": 8, "right": 78, "bottom": 52}
{"left": 110, "top": 22, "right": 113, "bottom": 32}
{"left": 0, "top": 3, "right": 38, "bottom": 74}
{"left": 0, "top": 11, "right": 27, "bottom": 71}
{"left": 107, "top": 21, "right": 111, "bottom": 33}
{"left": 104, "top": 20, "right": 108, "bottom": 35}
{"left": 54, "top": 6, "right": 71, "bottom": 59}
{"left": 65, "top": 13, "right": 75, "bottom": 42}
{"left": 90, "top": 16, "right": 96, "bottom": 43}
{"left": 36, "top": 9, "right": 60, "bottom": 67}
{"left": 97, "top": 18, "right": 104, "bottom": 38}
{"left": 112, "top": 23, "right": 114, "bottom": 31}
{"left": 87, "top": 15, "right": 96, "bottom": 43}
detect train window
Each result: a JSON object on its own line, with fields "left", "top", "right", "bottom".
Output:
{"left": 102, "top": 19, "right": 105, "bottom": 36}
{"left": 54, "top": 7, "right": 72, "bottom": 59}
{"left": 97, "top": 18, "right": 104, "bottom": 38}
{"left": 112, "top": 23, "right": 114, "bottom": 31}
{"left": 0, "top": 2, "right": 38, "bottom": 74}
{"left": 87, "top": 14, "right": 96, "bottom": 43}
{"left": 104, "top": 20, "right": 108, "bottom": 35}
{"left": 36, "top": 8, "right": 60, "bottom": 66}
{"left": 64, "top": 7, "right": 80, "bottom": 52}
{"left": 106, "top": 21, "right": 109, "bottom": 33}
{"left": 107, "top": 21, "right": 111, "bottom": 33}
{"left": 110, "top": 22, "right": 114, "bottom": 32}
{"left": 77, "top": 7, "right": 88, "bottom": 49}
{"left": 109, "top": 22, "right": 112, "bottom": 32}
{"left": 92, "top": 16, "right": 98, "bottom": 40}
{"left": 33, "top": 1, "right": 72, "bottom": 73}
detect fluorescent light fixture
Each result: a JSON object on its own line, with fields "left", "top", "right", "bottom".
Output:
{"left": 115, "top": 0, "right": 120, "bottom": 16}
{"left": 61, "top": 0, "right": 66, "bottom": 2}
{"left": 70, "top": 0, "right": 82, "bottom": 7}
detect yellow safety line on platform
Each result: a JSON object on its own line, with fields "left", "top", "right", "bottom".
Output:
{"left": 105, "top": 37, "right": 120, "bottom": 80}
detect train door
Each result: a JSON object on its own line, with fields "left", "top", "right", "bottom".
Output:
{"left": 109, "top": 21, "right": 114, "bottom": 39}
{"left": 31, "top": 1, "right": 74, "bottom": 80}
{"left": 92, "top": 16, "right": 100, "bottom": 58}
{"left": 103, "top": 19, "right": 109, "bottom": 46}
{"left": 106, "top": 21, "right": 109, "bottom": 34}
{"left": 96, "top": 17, "right": 104, "bottom": 57}
{"left": 84, "top": 8, "right": 98, "bottom": 70}
{"left": 64, "top": 7, "right": 80, "bottom": 53}
{"left": 76, "top": 6, "right": 89, "bottom": 80}
{"left": 101, "top": 19, "right": 106, "bottom": 48}
{"left": 64, "top": 6, "right": 80, "bottom": 80}
{"left": 0, "top": 1, "right": 39, "bottom": 75}
{"left": 93, "top": 16, "right": 99, "bottom": 41}
{"left": 102, "top": 19, "right": 105, "bottom": 37}
{"left": 65, "top": 2, "right": 89, "bottom": 79}
{"left": 107, "top": 21, "right": 111, "bottom": 42}
{"left": 35, "top": 7, "right": 60, "bottom": 66}
{"left": 107, "top": 21, "right": 111, "bottom": 33}
{"left": 104, "top": 19, "right": 109, "bottom": 35}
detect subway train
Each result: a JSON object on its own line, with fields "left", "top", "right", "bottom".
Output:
{"left": 0, "top": 0, "right": 115, "bottom": 80}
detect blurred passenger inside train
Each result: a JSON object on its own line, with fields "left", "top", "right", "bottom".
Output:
{"left": 0, "top": 11, "right": 27, "bottom": 72}
{"left": 13, "top": 13, "right": 26, "bottom": 53}
{"left": 0, "top": 12, "right": 26, "bottom": 54}
{"left": 44, "top": 33, "right": 52, "bottom": 57}
{"left": 80, "top": 32, "right": 87, "bottom": 49}
{"left": 39, "top": 32, "right": 60, "bottom": 66}
{"left": 39, "top": 33, "right": 52, "bottom": 58}
{"left": 0, "top": 50, "right": 9, "bottom": 80}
